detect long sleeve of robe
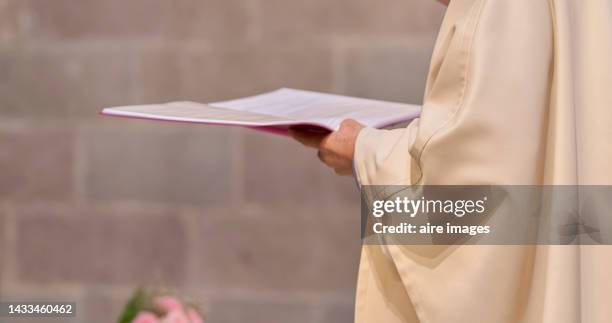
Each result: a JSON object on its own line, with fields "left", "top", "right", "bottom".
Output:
{"left": 352, "top": 0, "right": 612, "bottom": 322}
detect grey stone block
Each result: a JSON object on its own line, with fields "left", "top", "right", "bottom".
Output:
{"left": 15, "top": 206, "right": 187, "bottom": 285}
{"left": 80, "top": 121, "right": 233, "bottom": 206}
{"left": 0, "top": 127, "right": 74, "bottom": 201}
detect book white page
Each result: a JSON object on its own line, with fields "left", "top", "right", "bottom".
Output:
{"left": 103, "top": 101, "right": 296, "bottom": 126}
{"left": 102, "top": 88, "right": 421, "bottom": 132}
{"left": 210, "top": 88, "right": 420, "bottom": 130}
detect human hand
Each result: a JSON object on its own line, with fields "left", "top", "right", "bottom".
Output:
{"left": 289, "top": 119, "right": 365, "bottom": 176}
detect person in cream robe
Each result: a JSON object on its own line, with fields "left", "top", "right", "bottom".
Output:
{"left": 291, "top": 0, "right": 612, "bottom": 322}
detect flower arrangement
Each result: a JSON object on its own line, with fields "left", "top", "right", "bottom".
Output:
{"left": 118, "top": 289, "right": 205, "bottom": 323}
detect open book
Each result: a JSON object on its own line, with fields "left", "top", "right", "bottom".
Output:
{"left": 101, "top": 88, "right": 421, "bottom": 135}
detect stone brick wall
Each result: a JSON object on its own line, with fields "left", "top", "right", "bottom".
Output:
{"left": 0, "top": 1, "right": 445, "bottom": 322}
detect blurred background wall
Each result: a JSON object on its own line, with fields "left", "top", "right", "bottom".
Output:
{"left": 0, "top": 0, "right": 445, "bottom": 322}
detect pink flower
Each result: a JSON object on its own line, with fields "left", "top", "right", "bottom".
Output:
{"left": 155, "top": 296, "right": 183, "bottom": 313}
{"left": 160, "top": 309, "right": 190, "bottom": 323}
{"left": 186, "top": 308, "right": 204, "bottom": 323}
{"left": 133, "top": 311, "right": 159, "bottom": 323}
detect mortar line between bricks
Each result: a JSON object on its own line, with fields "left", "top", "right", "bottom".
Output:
{"left": 198, "top": 288, "right": 355, "bottom": 304}
{"left": 0, "top": 203, "right": 17, "bottom": 296}
{"left": 179, "top": 210, "right": 203, "bottom": 288}
{"left": 331, "top": 41, "right": 348, "bottom": 95}
{"left": 73, "top": 123, "right": 87, "bottom": 205}
{"left": 245, "top": 0, "right": 263, "bottom": 44}
{"left": 5, "top": 282, "right": 354, "bottom": 306}
{"left": 231, "top": 130, "right": 246, "bottom": 209}
{"left": 0, "top": 35, "right": 438, "bottom": 53}
{"left": 0, "top": 203, "right": 6, "bottom": 299}
{"left": 332, "top": 33, "right": 439, "bottom": 49}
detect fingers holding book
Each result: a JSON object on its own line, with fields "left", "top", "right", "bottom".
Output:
{"left": 289, "top": 119, "right": 365, "bottom": 176}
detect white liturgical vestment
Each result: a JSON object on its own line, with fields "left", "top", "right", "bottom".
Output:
{"left": 353, "top": 0, "right": 612, "bottom": 322}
